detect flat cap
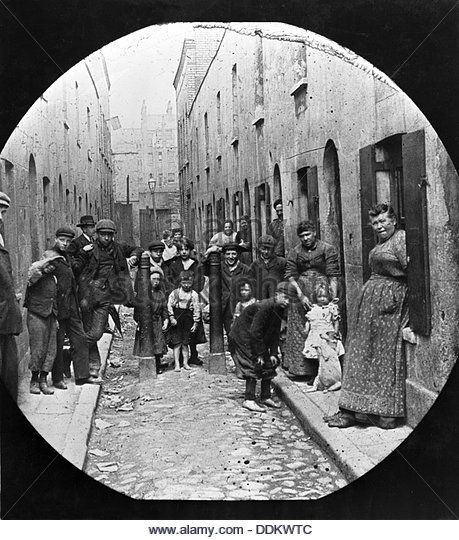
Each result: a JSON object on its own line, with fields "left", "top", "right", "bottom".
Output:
{"left": 148, "top": 240, "right": 165, "bottom": 251}
{"left": 95, "top": 219, "right": 116, "bottom": 232}
{"left": 257, "top": 234, "right": 276, "bottom": 247}
{"left": 221, "top": 242, "right": 242, "bottom": 253}
{"left": 276, "top": 281, "right": 296, "bottom": 296}
{"left": 55, "top": 226, "right": 75, "bottom": 238}
{"left": 0, "top": 191, "right": 11, "bottom": 208}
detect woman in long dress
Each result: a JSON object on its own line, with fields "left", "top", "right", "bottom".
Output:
{"left": 283, "top": 220, "right": 340, "bottom": 380}
{"left": 327, "top": 203, "right": 409, "bottom": 429}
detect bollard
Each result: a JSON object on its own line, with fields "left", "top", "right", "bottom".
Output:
{"left": 207, "top": 250, "right": 227, "bottom": 375}
{"left": 133, "top": 251, "right": 157, "bottom": 386}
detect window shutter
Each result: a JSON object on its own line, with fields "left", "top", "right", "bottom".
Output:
{"left": 359, "top": 144, "right": 377, "bottom": 281}
{"left": 402, "top": 129, "right": 431, "bottom": 336}
{"left": 307, "top": 166, "right": 320, "bottom": 237}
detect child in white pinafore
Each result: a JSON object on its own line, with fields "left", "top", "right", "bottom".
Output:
{"left": 302, "top": 285, "right": 345, "bottom": 361}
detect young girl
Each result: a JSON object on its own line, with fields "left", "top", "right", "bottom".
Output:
{"left": 167, "top": 270, "right": 203, "bottom": 372}
{"left": 233, "top": 278, "right": 257, "bottom": 321}
{"left": 133, "top": 270, "right": 169, "bottom": 374}
{"left": 302, "top": 284, "right": 345, "bottom": 363}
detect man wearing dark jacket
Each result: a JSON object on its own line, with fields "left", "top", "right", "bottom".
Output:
{"left": 50, "top": 227, "right": 99, "bottom": 387}
{"left": 67, "top": 215, "right": 95, "bottom": 270}
{"left": 73, "top": 219, "right": 142, "bottom": 375}
{"left": 0, "top": 192, "right": 23, "bottom": 401}
{"left": 204, "top": 242, "right": 251, "bottom": 335}
{"left": 249, "top": 235, "right": 287, "bottom": 300}
{"left": 267, "top": 199, "right": 285, "bottom": 257}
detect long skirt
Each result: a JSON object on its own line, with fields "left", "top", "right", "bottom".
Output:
{"left": 283, "top": 270, "right": 329, "bottom": 376}
{"left": 133, "top": 316, "right": 167, "bottom": 356}
{"left": 339, "top": 274, "right": 408, "bottom": 417}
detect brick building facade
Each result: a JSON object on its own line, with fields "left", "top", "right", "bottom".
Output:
{"left": 112, "top": 101, "right": 180, "bottom": 246}
{"left": 174, "top": 23, "right": 459, "bottom": 426}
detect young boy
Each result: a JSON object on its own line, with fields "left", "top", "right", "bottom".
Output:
{"left": 229, "top": 281, "right": 291, "bottom": 412}
{"left": 24, "top": 250, "right": 64, "bottom": 394}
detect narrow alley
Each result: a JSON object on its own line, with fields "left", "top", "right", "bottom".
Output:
{"left": 85, "top": 308, "right": 347, "bottom": 500}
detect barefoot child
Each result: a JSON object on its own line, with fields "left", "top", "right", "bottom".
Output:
{"left": 24, "top": 251, "right": 64, "bottom": 394}
{"left": 167, "top": 271, "right": 203, "bottom": 372}
{"left": 232, "top": 278, "right": 257, "bottom": 321}
{"left": 229, "top": 281, "right": 291, "bottom": 412}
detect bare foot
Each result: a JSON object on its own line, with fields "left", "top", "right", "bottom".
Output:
{"left": 183, "top": 365, "right": 191, "bottom": 370}
{"left": 174, "top": 367, "right": 181, "bottom": 372}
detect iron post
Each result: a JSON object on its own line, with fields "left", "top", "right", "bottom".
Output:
{"left": 208, "top": 249, "right": 226, "bottom": 374}
{"left": 133, "top": 251, "right": 157, "bottom": 384}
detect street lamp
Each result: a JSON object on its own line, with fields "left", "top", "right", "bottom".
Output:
{"left": 148, "top": 174, "right": 158, "bottom": 238}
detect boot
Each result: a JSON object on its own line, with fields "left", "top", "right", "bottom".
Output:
{"left": 30, "top": 372, "right": 40, "bottom": 395}
{"left": 39, "top": 372, "right": 54, "bottom": 395}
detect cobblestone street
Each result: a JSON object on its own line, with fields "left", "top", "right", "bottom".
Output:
{"left": 85, "top": 309, "right": 347, "bottom": 500}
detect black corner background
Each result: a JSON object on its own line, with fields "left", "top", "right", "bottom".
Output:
{"left": 1, "top": 0, "right": 458, "bottom": 520}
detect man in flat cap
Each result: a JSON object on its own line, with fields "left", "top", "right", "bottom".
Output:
{"left": 267, "top": 198, "right": 285, "bottom": 257}
{"left": 73, "top": 219, "right": 142, "bottom": 376}
{"left": 67, "top": 215, "right": 96, "bottom": 269}
{"left": 204, "top": 242, "right": 251, "bottom": 336}
{"left": 249, "top": 235, "right": 287, "bottom": 300}
{"left": 50, "top": 227, "right": 99, "bottom": 386}
{"left": 0, "top": 191, "right": 23, "bottom": 401}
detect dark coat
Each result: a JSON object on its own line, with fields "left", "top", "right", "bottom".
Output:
{"left": 285, "top": 240, "right": 340, "bottom": 280}
{"left": 249, "top": 256, "right": 287, "bottom": 300}
{"left": 229, "top": 298, "right": 284, "bottom": 358}
{"left": 24, "top": 273, "right": 58, "bottom": 318}
{"left": 168, "top": 257, "right": 205, "bottom": 293}
{"left": 73, "top": 240, "right": 141, "bottom": 307}
{"left": 67, "top": 234, "right": 92, "bottom": 276}
{"left": 0, "top": 245, "right": 22, "bottom": 335}
{"left": 51, "top": 252, "right": 81, "bottom": 321}
{"left": 267, "top": 219, "right": 285, "bottom": 257}
{"left": 229, "top": 298, "right": 285, "bottom": 379}
{"left": 204, "top": 259, "right": 251, "bottom": 313}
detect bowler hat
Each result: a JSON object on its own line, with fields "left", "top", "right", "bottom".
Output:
{"left": 221, "top": 242, "right": 241, "bottom": 253}
{"left": 55, "top": 226, "right": 75, "bottom": 239}
{"left": 148, "top": 240, "right": 165, "bottom": 251}
{"left": 0, "top": 191, "right": 11, "bottom": 208}
{"left": 77, "top": 215, "right": 96, "bottom": 227}
{"left": 95, "top": 219, "right": 116, "bottom": 233}
{"left": 257, "top": 234, "right": 276, "bottom": 248}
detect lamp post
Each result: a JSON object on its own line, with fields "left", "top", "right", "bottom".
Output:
{"left": 148, "top": 174, "right": 158, "bottom": 238}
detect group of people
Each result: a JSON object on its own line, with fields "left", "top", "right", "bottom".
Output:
{"left": 1, "top": 189, "right": 410, "bottom": 430}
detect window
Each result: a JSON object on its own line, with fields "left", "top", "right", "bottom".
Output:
{"left": 232, "top": 64, "right": 238, "bottom": 132}
{"left": 204, "top": 112, "right": 209, "bottom": 161}
{"left": 297, "top": 166, "right": 319, "bottom": 233}
{"left": 87, "top": 107, "right": 91, "bottom": 136}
